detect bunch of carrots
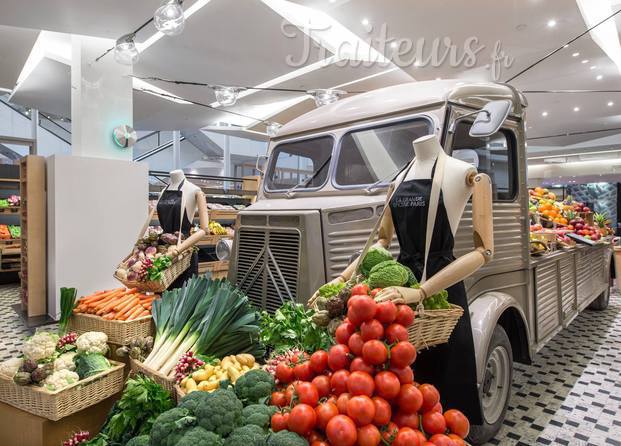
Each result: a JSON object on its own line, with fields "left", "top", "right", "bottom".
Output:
{"left": 73, "top": 288, "right": 158, "bottom": 321}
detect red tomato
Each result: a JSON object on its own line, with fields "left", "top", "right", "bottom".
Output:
{"left": 398, "top": 384, "right": 423, "bottom": 413}
{"left": 390, "top": 342, "right": 417, "bottom": 368}
{"left": 362, "top": 340, "right": 388, "bottom": 366}
{"left": 381, "top": 422, "right": 399, "bottom": 443}
{"left": 370, "top": 288, "right": 382, "bottom": 298}
{"left": 385, "top": 323, "right": 409, "bottom": 343}
{"left": 348, "top": 296, "right": 377, "bottom": 324}
{"left": 327, "top": 395, "right": 338, "bottom": 405}
{"left": 431, "top": 402, "right": 443, "bottom": 413}
{"left": 347, "top": 395, "right": 376, "bottom": 426}
{"left": 395, "top": 305, "right": 415, "bottom": 327}
{"left": 414, "top": 430, "right": 428, "bottom": 445}
{"left": 428, "top": 434, "right": 454, "bottom": 446}
{"left": 350, "top": 357, "right": 375, "bottom": 375}
{"left": 326, "top": 415, "right": 358, "bottom": 446}
{"left": 270, "top": 391, "right": 287, "bottom": 407}
{"left": 336, "top": 323, "right": 355, "bottom": 345}
{"left": 312, "top": 375, "right": 331, "bottom": 398}
{"left": 285, "top": 382, "right": 297, "bottom": 405}
{"left": 375, "top": 300, "right": 397, "bottom": 324}
{"left": 371, "top": 396, "right": 391, "bottom": 426}
{"left": 390, "top": 366, "right": 414, "bottom": 384}
{"left": 294, "top": 362, "right": 314, "bottom": 382}
{"left": 393, "top": 427, "right": 421, "bottom": 446}
{"left": 296, "top": 381, "right": 319, "bottom": 406}
{"left": 348, "top": 333, "right": 365, "bottom": 356}
{"left": 419, "top": 384, "right": 440, "bottom": 412}
{"left": 351, "top": 283, "right": 370, "bottom": 296}
{"left": 448, "top": 434, "right": 466, "bottom": 446}
{"left": 336, "top": 392, "right": 351, "bottom": 415}
{"left": 290, "top": 351, "right": 307, "bottom": 364}
{"left": 328, "top": 344, "right": 352, "bottom": 371}
{"left": 444, "top": 409, "right": 470, "bottom": 438}
{"left": 271, "top": 411, "right": 289, "bottom": 432}
{"left": 311, "top": 442, "right": 330, "bottom": 446}
{"left": 331, "top": 370, "right": 351, "bottom": 395}
{"left": 347, "top": 371, "right": 375, "bottom": 397}
{"left": 422, "top": 411, "right": 446, "bottom": 436}
{"left": 315, "top": 401, "right": 339, "bottom": 430}
{"left": 360, "top": 319, "right": 384, "bottom": 341}
{"left": 393, "top": 411, "right": 420, "bottom": 429}
{"left": 275, "top": 361, "right": 294, "bottom": 383}
{"left": 357, "top": 424, "right": 381, "bottom": 446}
{"left": 308, "top": 431, "right": 324, "bottom": 443}
{"left": 288, "top": 403, "right": 317, "bottom": 436}
{"left": 310, "top": 350, "right": 329, "bottom": 374}
{"left": 374, "top": 371, "right": 401, "bottom": 400}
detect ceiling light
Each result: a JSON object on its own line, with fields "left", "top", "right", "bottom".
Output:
{"left": 307, "top": 89, "right": 346, "bottom": 107}
{"left": 542, "top": 111, "right": 548, "bottom": 117}
{"left": 572, "top": 52, "right": 580, "bottom": 57}
{"left": 154, "top": 0, "right": 185, "bottom": 36}
{"left": 266, "top": 122, "right": 282, "bottom": 137}
{"left": 361, "top": 18, "right": 369, "bottom": 26}
{"left": 608, "top": 101, "right": 614, "bottom": 106}
{"left": 597, "top": 74, "right": 603, "bottom": 80}
{"left": 573, "top": 106, "right": 580, "bottom": 112}
{"left": 590, "top": 65, "right": 597, "bottom": 69}
{"left": 213, "top": 86, "right": 245, "bottom": 107}
{"left": 390, "top": 41, "right": 398, "bottom": 49}
{"left": 547, "top": 19, "right": 557, "bottom": 27}
{"left": 114, "top": 34, "right": 139, "bottom": 65}
{"left": 581, "top": 59, "right": 589, "bottom": 64}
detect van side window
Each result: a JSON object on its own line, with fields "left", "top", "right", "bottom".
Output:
{"left": 451, "top": 121, "right": 517, "bottom": 201}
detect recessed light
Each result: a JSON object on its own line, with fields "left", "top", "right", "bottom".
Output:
{"left": 573, "top": 106, "right": 580, "bottom": 112}
{"left": 581, "top": 59, "right": 589, "bottom": 64}
{"left": 590, "top": 65, "right": 597, "bottom": 70}
{"left": 542, "top": 111, "right": 549, "bottom": 117}
{"left": 390, "top": 41, "right": 398, "bottom": 49}
{"left": 572, "top": 52, "right": 580, "bottom": 57}
{"left": 597, "top": 74, "right": 603, "bottom": 80}
{"left": 361, "top": 18, "right": 369, "bottom": 26}
{"left": 547, "top": 19, "right": 557, "bottom": 27}
{"left": 608, "top": 101, "right": 614, "bottom": 106}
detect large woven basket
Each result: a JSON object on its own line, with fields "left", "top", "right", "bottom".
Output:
{"left": 408, "top": 304, "right": 464, "bottom": 350}
{"left": 130, "top": 357, "right": 175, "bottom": 394}
{"left": 114, "top": 251, "right": 191, "bottom": 293}
{"left": 69, "top": 313, "right": 154, "bottom": 346}
{"left": 0, "top": 360, "right": 125, "bottom": 421}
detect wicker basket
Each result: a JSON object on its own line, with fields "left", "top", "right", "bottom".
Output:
{"left": 69, "top": 312, "right": 154, "bottom": 346}
{"left": 130, "top": 357, "right": 175, "bottom": 394}
{"left": 114, "top": 251, "right": 191, "bottom": 293}
{"left": 408, "top": 304, "right": 464, "bottom": 350}
{"left": 175, "top": 384, "right": 186, "bottom": 402}
{"left": 0, "top": 360, "right": 125, "bottom": 421}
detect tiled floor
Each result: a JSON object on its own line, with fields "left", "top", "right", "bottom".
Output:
{"left": 0, "top": 284, "right": 619, "bottom": 445}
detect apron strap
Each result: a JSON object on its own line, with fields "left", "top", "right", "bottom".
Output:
{"left": 176, "top": 187, "right": 186, "bottom": 247}
{"left": 421, "top": 150, "right": 446, "bottom": 283}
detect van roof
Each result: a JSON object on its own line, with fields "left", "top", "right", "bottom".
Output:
{"left": 276, "top": 79, "right": 526, "bottom": 138}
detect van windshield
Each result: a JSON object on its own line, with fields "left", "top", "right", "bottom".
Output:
{"left": 335, "top": 119, "right": 431, "bottom": 187}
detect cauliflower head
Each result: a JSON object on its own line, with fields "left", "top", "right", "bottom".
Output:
{"left": 54, "top": 352, "right": 77, "bottom": 372}
{"left": 76, "top": 331, "right": 108, "bottom": 354}
{"left": 44, "top": 369, "right": 79, "bottom": 391}
{"left": 23, "top": 332, "right": 59, "bottom": 362}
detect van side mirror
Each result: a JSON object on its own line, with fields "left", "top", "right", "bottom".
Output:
{"left": 469, "top": 100, "right": 512, "bottom": 138}
{"left": 255, "top": 154, "right": 268, "bottom": 175}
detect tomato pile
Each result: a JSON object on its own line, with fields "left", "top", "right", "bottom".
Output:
{"left": 269, "top": 286, "right": 470, "bottom": 446}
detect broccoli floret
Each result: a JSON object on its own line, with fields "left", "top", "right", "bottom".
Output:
{"left": 267, "top": 430, "right": 308, "bottom": 446}
{"left": 367, "top": 260, "right": 409, "bottom": 289}
{"left": 150, "top": 407, "right": 197, "bottom": 446}
{"left": 126, "top": 435, "right": 150, "bottom": 446}
{"left": 178, "top": 390, "right": 211, "bottom": 414}
{"left": 241, "top": 404, "right": 277, "bottom": 429}
{"left": 177, "top": 426, "right": 224, "bottom": 446}
{"left": 194, "top": 389, "right": 243, "bottom": 437}
{"left": 225, "top": 425, "right": 267, "bottom": 446}
{"left": 234, "top": 369, "right": 275, "bottom": 404}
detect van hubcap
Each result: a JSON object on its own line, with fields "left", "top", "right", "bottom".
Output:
{"left": 481, "top": 345, "right": 511, "bottom": 424}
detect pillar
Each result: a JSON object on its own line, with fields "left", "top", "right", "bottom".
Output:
{"left": 173, "top": 130, "right": 181, "bottom": 169}
{"left": 224, "top": 134, "right": 231, "bottom": 190}
{"left": 70, "top": 35, "right": 133, "bottom": 161}
{"left": 30, "top": 108, "right": 39, "bottom": 155}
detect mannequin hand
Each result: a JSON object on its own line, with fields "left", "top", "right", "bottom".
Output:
{"left": 374, "top": 286, "right": 424, "bottom": 305}
{"left": 169, "top": 248, "right": 180, "bottom": 258}
{"left": 308, "top": 276, "right": 344, "bottom": 306}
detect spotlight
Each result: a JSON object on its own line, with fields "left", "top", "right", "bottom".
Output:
{"left": 266, "top": 122, "right": 282, "bottom": 138}
{"left": 154, "top": 0, "right": 185, "bottom": 36}
{"left": 307, "top": 89, "right": 347, "bottom": 107}
{"left": 213, "top": 86, "right": 245, "bottom": 107}
{"left": 114, "top": 34, "right": 139, "bottom": 65}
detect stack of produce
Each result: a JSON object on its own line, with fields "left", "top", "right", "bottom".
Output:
{"left": 141, "top": 275, "right": 264, "bottom": 377}
{"left": 7, "top": 194, "right": 20, "bottom": 207}
{"left": 208, "top": 220, "right": 228, "bottom": 235}
{"left": 73, "top": 288, "right": 156, "bottom": 321}
{"left": 177, "top": 353, "right": 259, "bottom": 393}
{"left": 268, "top": 294, "right": 470, "bottom": 446}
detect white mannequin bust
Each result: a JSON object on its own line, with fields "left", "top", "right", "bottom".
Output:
{"left": 169, "top": 169, "right": 200, "bottom": 220}
{"left": 404, "top": 134, "right": 477, "bottom": 235}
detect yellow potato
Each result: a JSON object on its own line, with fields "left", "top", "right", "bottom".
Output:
{"left": 198, "top": 380, "right": 219, "bottom": 391}
{"left": 242, "top": 365, "right": 250, "bottom": 372}
{"left": 185, "top": 378, "right": 198, "bottom": 392}
{"left": 180, "top": 376, "right": 189, "bottom": 387}
{"left": 192, "top": 369, "right": 209, "bottom": 382}
{"left": 225, "top": 364, "right": 241, "bottom": 383}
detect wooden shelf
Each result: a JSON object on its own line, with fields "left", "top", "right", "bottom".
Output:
{"left": 0, "top": 207, "right": 20, "bottom": 213}
{"left": 0, "top": 178, "right": 19, "bottom": 183}
{"left": 197, "top": 234, "right": 232, "bottom": 247}
{"left": 209, "top": 209, "right": 238, "bottom": 220}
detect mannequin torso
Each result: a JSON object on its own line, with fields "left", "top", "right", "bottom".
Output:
{"left": 168, "top": 169, "right": 200, "bottom": 221}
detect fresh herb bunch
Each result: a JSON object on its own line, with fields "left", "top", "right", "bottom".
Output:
{"left": 146, "top": 255, "right": 172, "bottom": 281}
{"left": 318, "top": 281, "right": 345, "bottom": 298}
{"left": 259, "top": 302, "right": 333, "bottom": 353}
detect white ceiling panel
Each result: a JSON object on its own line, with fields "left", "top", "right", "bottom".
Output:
{"left": 0, "top": 25, "right": 39, "bottom": 90}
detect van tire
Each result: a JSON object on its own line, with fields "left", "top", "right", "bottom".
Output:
{"left": 468, "top": 325, "right": 513, "bottom": 445}
{"left": 589, "top": 287, "right": 610, "bottom": 311}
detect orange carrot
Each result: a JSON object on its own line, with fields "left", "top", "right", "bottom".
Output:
{"left": 114, "top": 299, "right": 139, "bottom": 319}
{"left": 113, "top": 294, "right": 137, "bottom": 311}
{"left": 127, "top": 306, "right": 144, "bottom": 321}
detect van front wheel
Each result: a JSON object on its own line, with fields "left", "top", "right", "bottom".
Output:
{"left": 468, "top": 325, "right": 513, "bottom": 445}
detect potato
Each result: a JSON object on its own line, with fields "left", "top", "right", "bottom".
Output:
{"left": 242, "top": 365, "right": 250, "bottom": 372}
{"left": 192, "top": 369, "right": 209, "bottom": 382}
{"left": 185, "top": 378, "right": 198, "bottom": 392}
{"left": 198, "top": 380, "right": 219, "bottom": 391}
{"left": 236, "top": 354, "right": 255, "bottom": 367}
{"left": 225, "top": 364, "right": 241, "bottom": 383}
{"left": 180, "top": 376, "right": 189, "bottom": 387}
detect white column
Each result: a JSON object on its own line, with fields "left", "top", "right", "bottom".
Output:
{"left": 30, "top": 108, "right": 39, "bottom": 155}
{"left": 224, "top": 134, "right": 231, "bottom": 190}
{"left": 71, "top": 35, "right": 133, "bottom": 161}
{"left": 172, "top": 130, "right": 181, "bottom": 170}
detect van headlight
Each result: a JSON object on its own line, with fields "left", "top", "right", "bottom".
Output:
{"left": 216, "top": 239, "right": 233, "bottom": 261}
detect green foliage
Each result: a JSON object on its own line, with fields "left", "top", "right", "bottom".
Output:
{"left": 125, "top": 435, "right": 150, "bottom": 446}
{"left": 234, "top": 369, "right": 275, "bottom": 405}
{"left": 194, "top": 389, "right": 243, "bottom": 437}
{"left": 267, "top": 430, "right": 309, "bottom": 446}
{"left": 259, "top": 302, "right": 333, "bottom": 353}
{"left": 149, "top": 408, "right": 197, "bottom": 446}
{"left": 147, "top": 255, "right": 172, "bottom": 281}
{"left": 225, "top": 425, "right": 267, "bottom": 446}
{"left": 367, "top": 260, "right": 409, "bottom": 289}
{"left": 74, "top": 352, "right": 110, "bottom": 379}
{"left": 59, "top": 287, "right": 77, "bottom": 334}
{"left": 422, "top": 289, "right": 450, "bottom": 310}
{"left": 360, "top": 246, "right": 393, "bottom": 276}
{"left": 177, "top": 427, "right": 224, "bottom": 446}
{"left": 241, "top": 404, "right": 277, "bottom": 429}
{"left": 318, "top": 281, "right": 345, "bottom": 298}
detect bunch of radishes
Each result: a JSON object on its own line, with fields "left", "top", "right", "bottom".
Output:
{"left": 268, "top": 286, "right": 470, "bottom": 446}
{"left": 63, "top": 431, "right": 90, "bottom": 446}
{"left": 173, "top": 351, "right": 205, "bottom": 384}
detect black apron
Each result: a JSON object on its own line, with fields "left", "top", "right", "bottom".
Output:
{"left": 156, "top": 179, "right": 198, "bottom": 289}
{"left": 389, "top": 159, "right": 483, "bottom": 425}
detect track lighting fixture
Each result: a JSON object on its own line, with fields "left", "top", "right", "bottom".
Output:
{"left": 154, "top": 0, "right": 186, "bottom": 36}
{"left": 114, "top": 33, "right": 140, "bottom": 65}
{"left": 307, "top": 89, "right": 347, "bottom": 107}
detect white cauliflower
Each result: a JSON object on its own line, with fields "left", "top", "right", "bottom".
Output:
{"left": 54, "top": 352, "right": 77, "bottom": 372}
{"left": 44, "top": 369, "right": 79, "bottom": 391}
{"left": 23, "top": 332, "right": 59, "bottom": 362}
{"left": 0, "top": 357, "right": 23, "bottom": 377}
{"left": 76, "top": 332, "right": 108, "bottom": 355}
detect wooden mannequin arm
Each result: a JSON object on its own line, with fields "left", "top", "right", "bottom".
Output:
{"left": 175, "top": 190, "right": 209, "bottom": 254}
{"left": 419, "top": 172, "right": 493, "bottom": 298}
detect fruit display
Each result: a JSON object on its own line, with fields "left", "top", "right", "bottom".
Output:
{"left": 208, "top": 220, "right": 228, "bottom": 235}
{"left": 178, "top": 353, "right": 260, "bottom": 393}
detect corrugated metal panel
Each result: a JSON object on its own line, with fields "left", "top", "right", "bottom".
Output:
{"left": 559, "top": 254, "right": 577, "bottom": 321}
{"left": 576, "top": 250, "right": 592, "bottom": 306}
{"left": 535, "top": 261, "right": 560, "bottom": 341}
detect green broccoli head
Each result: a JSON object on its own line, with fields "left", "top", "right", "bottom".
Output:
{"left": 126, "top": 435, "right": 150, "bottom": 446}
{"left": 367, "top": 260, "right": 409, "bottom": 289}
{"left": 234, "top": 369, "right": 275, "bottom": 405}
{"left": 194, "top": 389, "right": 243, "bottom": 437}
{"left": 225, "top": 424, "right": 268, "bottom": 446}
{"left": 178, "top": 390, "right": 211, "bottom": 414}
{"left": 150, "top": 407, "right": 197, "bottom": 446}
{"left": 267, "top": 430, "right": 309, "bottom": 446}
{"left": 361, "top": 245, "right": 393, "bottom": 276}
{"left": 241, "top": 404, "right": 277, "bottom": 429}
{"left": 177, "top": 426, "right": 224, "bottom": 446}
